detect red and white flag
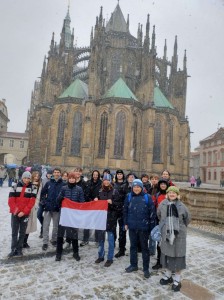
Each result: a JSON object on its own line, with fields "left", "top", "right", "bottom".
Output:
{"left": 59, "top": 198, "right": 108, "bottom": 230}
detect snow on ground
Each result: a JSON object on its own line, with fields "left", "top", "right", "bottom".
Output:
{"left": 0, "top": 183, "right": 224, "bottom": 300}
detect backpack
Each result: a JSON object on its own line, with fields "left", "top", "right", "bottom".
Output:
{"left": 150, "top": 225, "right": 162, "bottom": 242}
{"left": 150, "top": 219, "right": 166, "bottom": 242}
{"left": 127, "top": 192, "right": 149, "bottom": 204}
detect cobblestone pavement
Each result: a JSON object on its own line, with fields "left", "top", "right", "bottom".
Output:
{"left": 0, "top": 228, "right": 223, "bottom": 299}
{"left": 0, "top": 186, "right": 224, "bottom": 300}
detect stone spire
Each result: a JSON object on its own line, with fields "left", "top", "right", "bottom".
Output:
{"left": 60, "top": 7, "right": 72, "bottom": 50}
{"left": 105, "top": 2, "right": 128, "bottom": 32}
{"left": 172, "top": 35, "right": 178, "bottom": 72}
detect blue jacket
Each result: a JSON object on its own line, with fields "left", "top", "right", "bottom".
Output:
{"left": 57, "top": 182, "right": 85, "bottom": 205}
{"left": 123, "top": 192, "right": 156, "bottom": 231}
{"left": 41, "top": 177, "right": 64, "bottom": 212}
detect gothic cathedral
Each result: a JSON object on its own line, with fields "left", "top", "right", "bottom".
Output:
{"left": 27, "top": 4, "right": 190, "bottom": 180}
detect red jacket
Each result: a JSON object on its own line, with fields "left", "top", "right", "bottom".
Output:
{"left": 8, "top": 181, "right": 37, "bottom": 216}
{"left": 152, "top": 192, "right": 167, "bottom": 208}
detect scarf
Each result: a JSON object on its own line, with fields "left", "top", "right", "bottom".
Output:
{"left": 165, "top": 201, "right": 179, "bottom": 245}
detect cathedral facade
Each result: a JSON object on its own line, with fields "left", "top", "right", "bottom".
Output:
{"left": 27, "top": 4, "right": 190, "bottom": 180}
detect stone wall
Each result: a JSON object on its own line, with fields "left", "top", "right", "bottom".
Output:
{"left": 180, "top": 188, "right": 224, "bottom": 225}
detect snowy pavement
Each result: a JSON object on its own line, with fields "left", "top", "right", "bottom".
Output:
{"left": 0, "top": 184, "right": 224, "bottom": 300}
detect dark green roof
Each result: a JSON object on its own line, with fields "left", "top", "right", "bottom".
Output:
{"left": 103, "top": 78, "right": 138, "bottom": 101}
{"left": 59, "top": 79, "right": 88, "bottom": 99}
{"left": 105, "top": 4, "right": 127, "bottom": 33}
{"left": 154, "top": 87, "right": 174, "bottom": 109}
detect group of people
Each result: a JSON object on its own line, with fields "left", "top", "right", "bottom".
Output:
{"left": 189, "top": 175, "right": 201, "bottom": 188}
{"left": 7, "top": 167, "right": 191, "bottom": 292}
{"left": 0, "top": 164, "right": 44, "bottom": 188}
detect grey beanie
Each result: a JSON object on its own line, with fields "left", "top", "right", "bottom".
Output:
{"left": 22, "top": 171, "right": 32, "bottom": 179}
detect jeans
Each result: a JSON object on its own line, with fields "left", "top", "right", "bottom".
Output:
{"left": 129, "top": 229, "right": 150, "bottom": 271}
{"left": 0, "top": 178, "right": 3, "bottom": 187}
{"left": 149, "top": 237, "right": 156, "bottom": 255}
{"left": 8, "top": 178, "right": 14, "bottom": 187}
{"left": 98, "top": 231, "right": 114, "bottom": 261}
{"left": 42, "top": 211, "right": 60, "bottom": 244}
{"left": 37, "top": 204, "right": 44, "bottom": 226}
{"left": 11, "top": 214, "right": 29, "bottom": 251}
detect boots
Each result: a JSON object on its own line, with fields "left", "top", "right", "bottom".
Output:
{"left": 152, "top": 260, "right": 162, "bottom": 270}
{"left": 115, "top": 250, "right": 125, "bottom": 258}
{"left": 23, "top": 234, "right": 30, "bottom": 248}
{"left": 39, "top": 226, "right": 43, "bottom": 238}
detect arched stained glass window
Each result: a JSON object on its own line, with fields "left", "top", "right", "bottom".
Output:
{"left": 71, "top": 111, "right": 82, "bottom": 156}
{"left": 114, "top": 111, "right": 126, "bottom": 157}
{"left": 56, "top": 110, "right": 66, "bottom": 155}
{"left": 153, "top": 119, "right": 162, "bottom": 162}
{"left": 98, "top": 112, "right": 108, "bottom": 157}
{"left": 169, "top": 123, "right": 174, "bottom": 164}
{"left": 132, "top": 115, "right": 138, "bottom": 160}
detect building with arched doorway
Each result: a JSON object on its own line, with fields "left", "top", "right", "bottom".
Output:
{"left": 0, "top": 99, "right": 28, "bottom": 165}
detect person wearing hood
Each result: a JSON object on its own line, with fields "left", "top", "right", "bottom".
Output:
{"left": 41, "top": 168, "right": 64, "bottom": 251}
{"left": 158, "top": 186, "right": 191, "bottom": 292}
{"left": 151, "top": 178, "right": 169, "bottom": 269}
{"left": 113, "top": 169, "right": 127, "bottom": 258}
{"left": 123, "top": 179, "right": 156, "bottom": 279}
{"left": 8, "top": 171, "right": 37, "bottom": 258}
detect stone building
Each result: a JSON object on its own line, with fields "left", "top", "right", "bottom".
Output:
{"left": 0, "top": 99, "right": 9, "bottom": 132}
{"left": 0, "top": 99, "right": 28, "bottom": 165}
{"left": 199, "top": 127, "right": 224, "bottom": 185}
{"left": 26, "top": 4, "right": 190, "bottom": 179}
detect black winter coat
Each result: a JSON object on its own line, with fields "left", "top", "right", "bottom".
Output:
{"left": 41, "top": 177, "right": 64, "bottom": 212}
{"left": 98, "top": 187, "right": 120, "bottom": 231}
{"left": 75, "top": 178, "right": 88, "bottom": 201}
{"left": 57, "top": 182, "right": 85, "bottom": 207}
{"left": 86, "top": 179, "right": 102, "bottom": 201}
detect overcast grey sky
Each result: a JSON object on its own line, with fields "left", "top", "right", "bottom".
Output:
{"left": 0, "top": 0, "right": 224, "bottom": 150}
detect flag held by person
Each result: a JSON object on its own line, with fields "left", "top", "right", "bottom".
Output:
{"left": 59, "top": 198, "right": 108, "bottom": 230}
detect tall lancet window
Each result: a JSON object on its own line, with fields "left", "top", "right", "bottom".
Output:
{"left": 56, "top": 110, "right": 66, "bottom": 155}
{"left": 132, "top": 115, "right": 138, "bottom": 160}
{"left": 153, "top": 119, "right": 162, "bottom": 163}
{"left": 169, "top": 123, "right": 174, "bottom": 164}
{"left": 114, "top": 111, "right": 126, "bottom": 158}
{"left": 98, "top": 112, "right": 108, "bottom": 157}
{"left": 71, "top": 111, "right": 82, "bottom": 156}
